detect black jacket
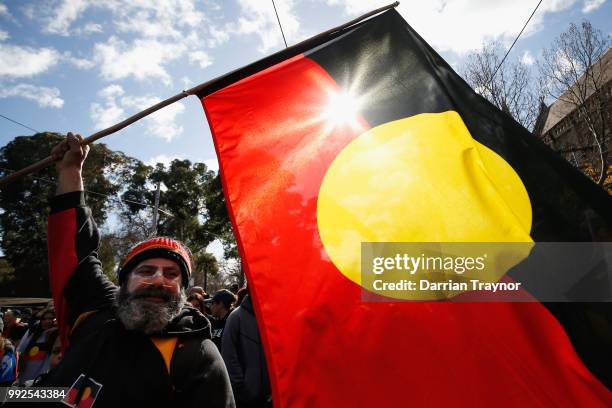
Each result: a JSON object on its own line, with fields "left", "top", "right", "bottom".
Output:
{"left": 43, "top": 191, "right": 235, "bottom": 407}
{"left": 221, "top": 295, "right": 271, "bottom": 407}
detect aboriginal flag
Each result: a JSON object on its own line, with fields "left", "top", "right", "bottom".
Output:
{"left": 198, "top": 8, "right": 612, "bottom": 406}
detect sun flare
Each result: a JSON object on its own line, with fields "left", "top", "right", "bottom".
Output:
{"left": 323, "top": 91, "right": 364, "bottom": 129}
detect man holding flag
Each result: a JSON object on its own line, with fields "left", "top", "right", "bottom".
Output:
{"left": 42, "top": 132, "right": 235, "bottom": 407}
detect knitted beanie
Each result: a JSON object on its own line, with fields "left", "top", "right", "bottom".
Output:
{"left": 118, "top": 237, "right": 192, "bottom": 287}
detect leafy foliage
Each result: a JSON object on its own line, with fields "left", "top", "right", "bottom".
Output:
{"left": 0, "top": 133, "right": 133, "bottom": 296}
{"left": 120, "top": 159, "right": 237, "bottom": 288}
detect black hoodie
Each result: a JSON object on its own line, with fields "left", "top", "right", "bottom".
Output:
{"left": 42, "top": 192, "right": 235, "bottom": 408}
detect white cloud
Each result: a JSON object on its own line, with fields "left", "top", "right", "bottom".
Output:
{"left": 181, "top": 76, "right": 193, "bottom": 88}
{"left": 75, "top": 22, "right": 103, "bottom": 35}
{"left": 62, "top": 51, "right": 95, "bottom": 69}
{"left": 206, "top": 239, "right": 224, "bottom": 261}
{"left": 44, "top": 0, "right": 89, "bottom": 35}
{"left": 207, "top": 25, "right": 231, "bottom": 48}
{"left": 521, "top": 50, "right": 535, "bottom": 66}
{"left": 107, "top": 0, "right": 206, "bottom": 39}
{"left": 327, "top": 1, "right": 578, "bottom": 54}
{"left": 90, "top": 85, "right": 125, "bottom": 129}
{"left": 0, "top": 44, "right": 59, "bottom": 78}
{"left": 99, "top": 84, "right": 124, "bottom": 99}
{"left": 204, "top": 158, "right": 219, "bottom": 173}
{"left": 69, "top": 56, "right": 95, "bottom": 69}
{"left": 189, "top": 50, "right": 213, "bottom": 69}
{"left": 34, "top": 0, "right": 207, "bottom": 40}
{"left": 114, "top": 10, "right": 182, "bottom": 38}
{"left": 21, "top": 0, "right": 224, "bottom": 86}
{"left": 91, "top": 88, "right": 185, "bottom": 143}
{"left": 0, "top": 30, "right": 8, "bottom": 41}
{"left": 325, "top": 0, "right": 376, "bottom": 14}
{"left": 93, "top": 36, "right": 186, "bottom": 85}
{"left": 0, "top": 83, "right": 64, "bottom": 108}
{"left": 236, "top": 0, "right": 300, "bottom": 53}
{"left": 121, "top": 94, "right": 185, "bottom": 142}
{"left": 582, "top": 0, "right": 606, "bottom": 12}
{"left": 146, "top": 154, "right": 182, "bottom": 168}
{"left": 0, "top": 3, "right": 12, "bottom": 19}
{"left": 145, "top": 154, "right": 216, "bottom": 172}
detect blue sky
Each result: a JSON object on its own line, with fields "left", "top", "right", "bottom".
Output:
{"left": 0, "top": 0, "right": 610, "bottom": 171}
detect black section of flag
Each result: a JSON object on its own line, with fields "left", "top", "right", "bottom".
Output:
{"left": 307, "top": 10, "right": 612, "bottom": 388}
{"left": 306, "top": 16, "right": 455, "bottom": 126}
{"left": 308, "top": 10, "right": 612, "bottom": 242}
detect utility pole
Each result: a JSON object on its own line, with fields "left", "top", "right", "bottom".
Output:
{"left": 151, "top": 181, "right": 161, "bottom": 236}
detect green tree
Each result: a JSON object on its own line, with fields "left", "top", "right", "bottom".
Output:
{"left": 0, "top": 133, "right": 130, "bottom": 296}
{"left": 119, "top": 159, "right": 242, "bottom": 289}
{"left": 192, "top": 250, "right": 219, "bottom": 289}
{"left": 121, "top": 158, "right": 223, "bottom": 252}
{"left": 203, "top": 174, "right": 239, "bottom": 260}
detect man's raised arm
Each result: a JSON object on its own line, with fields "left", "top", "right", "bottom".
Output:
{"left": 47, "top": 133, "right": 115, "bottom": 350}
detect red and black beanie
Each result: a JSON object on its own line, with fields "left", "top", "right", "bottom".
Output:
{"left": 118, "top": 237, "right": 192, "bottom": 287}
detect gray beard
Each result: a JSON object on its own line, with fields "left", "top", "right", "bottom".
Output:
{"left": 115, "top": 285, "right": 186, "bottom": 335}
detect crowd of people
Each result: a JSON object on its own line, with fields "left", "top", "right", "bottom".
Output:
{"left": 1, "top": 285, "right": 271, "bottom": 407}
{"left": 0, "top": 133, "right": 272, "bottom": 407}
{"left": 0, "top": 305, "right": 62, "bottom": 387}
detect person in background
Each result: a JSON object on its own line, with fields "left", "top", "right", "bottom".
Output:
{"left": 222, "top": 291, "right": 272, "bottom": 408}
{"left": 208, "top": 289, "right": 236, "bottom": 350}
{"left": 21, "top": 308, "right": 35, "bottom": 326}
{"left": 187, "top": 293, "right": 207, "bottom": 315}
{"left": 0, "top": 335, "right": 17, "bottom": 386}
{"left": 235, "top": 287, "right": 248, "bottom": 308}
{"left": 189, "top": 286, "right": 207, "bottom": 298}
{"left": 2, "top": 310, "right": 28, "bottom": 347}
{"left": 16, "top": 308, "right": 57, "bottom": 385}
{"left": 47, "top": 328, "right": 62, "bottom": 371}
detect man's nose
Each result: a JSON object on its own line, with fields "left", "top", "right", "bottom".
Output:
{"left": 145, "top": 270, "right": 166, "bottom": 285}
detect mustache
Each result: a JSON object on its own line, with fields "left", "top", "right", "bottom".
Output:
{"left": 128, "top": 285, "right": 177, "bottom": 302}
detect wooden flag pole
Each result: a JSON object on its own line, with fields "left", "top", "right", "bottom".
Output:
{"left": 0, "top": 1, "right": 399, "bottom": 186}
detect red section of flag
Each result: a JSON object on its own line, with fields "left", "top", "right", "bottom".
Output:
{"left": 202, "top": 55, "right": 611, "bottom": 406}
{"left": 47, "top": 208, "right": 77, "bottom": 352}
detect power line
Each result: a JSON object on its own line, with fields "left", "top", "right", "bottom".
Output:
{"left": 0, "top": 165, "right": 229, "bottom": 240}
{"left": 491, "top": 0, "right": 543, "bottom": 81}
{"left": 0, "top": 166, "right": 230, "bottom": 242}
{"left": 271, "top": 0, "right": 288, "bottom": 48}
{"left": 0, "top": 113, "right": 40, "bottom": 133}
{"left": 0, "top": 166, "right": 173, "bottom": 216}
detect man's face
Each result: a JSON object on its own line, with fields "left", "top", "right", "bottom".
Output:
{"left": 40, "top": 313, "right": 55, "bottom": 331}
{"left": 210, "top": 301, "right": 221, "bottom": 318}
{"left": 49, "top": 337, "right": 62, "bottom": 370}
{"left": 127, "top": 258, "right": 182, "bottom": 296}
{"left": 4, "top": 311, "right": 15, "bottom": 325}
{"left": 116, "top": 258, "right": 186, "bottom": 335}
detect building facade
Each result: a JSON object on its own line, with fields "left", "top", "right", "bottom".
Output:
{"left": 533, "top": 48, "right": 612, "bottom": 191}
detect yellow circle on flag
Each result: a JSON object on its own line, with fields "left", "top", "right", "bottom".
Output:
{"left": 82, "top": 387, "right": 92, "bottom": 400}
{"left": 29, "top": 346, "right": 39, "bottom": 357}
{"left": 317, "top": 111, "right": 533, "bottom": 299}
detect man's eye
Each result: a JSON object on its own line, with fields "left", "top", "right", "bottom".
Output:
{"left": 164, "top": 271, "right": 181, "bottom": 279}
{"left": 135, "top": 268, "right": 155, "bottom": 276}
